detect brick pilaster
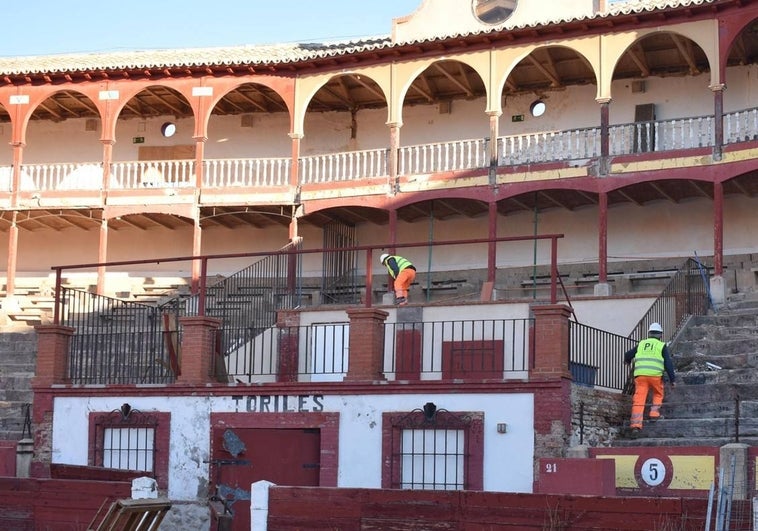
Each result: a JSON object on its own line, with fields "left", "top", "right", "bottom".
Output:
{"left": 345, "top": 308, "right": 388, "bottom": 382}
{"left": 33, "top": 325, "right": 75, "bottom": 386}
{"left": 177, "top": 316, "right": 222, "bottom": 384}
{"left": 277, "top": 310, "right": 301, "bottom": 382}
{"left": 530, "top": 304, "right": 572, "bottom": 380}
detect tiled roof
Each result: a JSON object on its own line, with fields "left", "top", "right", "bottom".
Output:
{"left": 0, "top": 0, "right": 722, "bottom": 76}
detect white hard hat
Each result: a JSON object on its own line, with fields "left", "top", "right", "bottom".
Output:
{"left": 379, "top": 253, "right": 390, "bottom": 264}
{"left": 649, "top": 322, "right": 663, "bottom": 333}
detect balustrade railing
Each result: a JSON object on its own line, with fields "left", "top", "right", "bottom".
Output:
{"left": 498, "top": 127, "right": 601, "bottom": 165}
{"left": 10, "top": 106, "right": 756, "bottom": 193}
{"left": 724, "top": 107, "right": 758, "bottom": 144}
{"left": 300, "top": 148, "right": 388, "bottom": 183}
{"left": 110, "top": 159, "right": 196, "bottom": 188}
{"left": 610, "top": 115, "right": 715, "bottom": 155}
{"left": 398, "top": 138, "right": 488, "bottom": 175}
{"left": 203, "top": 157, "right": 290, "bottom": 187}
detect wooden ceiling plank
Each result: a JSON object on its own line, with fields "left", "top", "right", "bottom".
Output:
{"left": 670, "top": 34, "right": 700, "bottom": 75}
{"left": 527, "top": 55, "right": 561, "bottom": 88}
{"left": 349, "top": 75, "right": 385, "bottom": 101}
{"left": 628, "top": 45, "right": 651, "bottom": 77}
{"left": 649, "top": 182, "right": 678, "bottom": 202}
{"left": 431, "top": 63, "right": 474, "bottom": 97}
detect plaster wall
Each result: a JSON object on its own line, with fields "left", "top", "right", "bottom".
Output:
{"left": 4, "top": 192, "right": 757, "bottom": 278}
{"left": 51, "top": 391, "right": 535, "bottom": 499}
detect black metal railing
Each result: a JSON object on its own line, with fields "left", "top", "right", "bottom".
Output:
{"left": 383, "top": 319, "right": 532, "bottom": 379}
{"left": 218, "top": 323, "right": 350, "bottom": 382}
{"left": 569, "top": 322, "right": 636, "bottom": 391}
{"left": 64, "top": 289, "right": 181, "bottom": 384}
{"left": 193, "top": 240, "right": 302, "bottom": 356}
{"left": 628, "top": 257, "right": 710, "bottom": 343}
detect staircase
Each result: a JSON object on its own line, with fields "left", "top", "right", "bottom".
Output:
{"left": 614, "top": 292, "right": 758, "bottom": 447}
{"left": 0, "top": 331, "right": 36, "bottom": 440}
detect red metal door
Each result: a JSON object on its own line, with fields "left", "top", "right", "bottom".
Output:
{"left": 211, "top": 427, "right": 321, "bottom": 531}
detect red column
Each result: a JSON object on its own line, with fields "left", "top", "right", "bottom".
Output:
{"left": 599, "top": 99, "right": 610, "bottom": 176}
{"left": 345, "top": 308, "right": 388, "bottom": 381}
{"left": 712, "top": 84, "right": 724, "bottom": 160}
{"left": 177, "top": 316, "right": 222, "bottom": 384}
{"left": 33, "top": 325, "right": 75, "bottom": 386}
{"left": 277, "top": 310, "right": 301, "bottom": 382}
{"left": 529, "top": 304, "right": 572, "bottom": 380}
{"left": 598, "top": 192, "right": 608, "bottom": 283}
{"left": 713, "top": 180, "right": 723, "bottom": 276}
{"left": 5, "top": 214, "right": 18, "bottom": 296}
{"left": 389, "top": 124, "right": 399, "bottom": 193}
{"left": 488, "top": 202, "right": 497, "bottom": 282}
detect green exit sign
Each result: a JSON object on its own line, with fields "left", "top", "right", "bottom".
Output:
{"left": 132, "top": 136, "right": 145, "bottom": 144}
{"left": 511, "top": 114, "right": 525, "bottom": 122}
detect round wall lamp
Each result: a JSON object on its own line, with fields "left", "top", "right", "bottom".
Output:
{"left": 161, "top": 122, "right": 177, "bottom": 137}
{"left": 530, "top": 100, "right": 546, "bottom": 118}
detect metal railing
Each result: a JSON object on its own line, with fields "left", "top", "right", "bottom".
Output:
{"left": 569, "top": 322, "right": 635, "bottom": 391}
{"left": 63, "top": 289, "right": 181, "bottom": 384}
{"left": 627, "top": 257, "right": 710, "bottom": 343}
{"left": 217, "top": 318, "right": 532, "bottom": 384}
{"left": 383, "top": 319, "right": 532, "bottom": 379}
{"left": 219, "top": 322, "right": 350, "bottom": 383}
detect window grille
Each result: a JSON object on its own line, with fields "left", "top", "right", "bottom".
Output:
{"left": 103, "top": 427, "right": 155, "bottom": 472}
{"left": 385, "top": 406, "right": 483, "bottom": 490}
{"left": 400, "top": 428, "right": 464, "bottom": 490}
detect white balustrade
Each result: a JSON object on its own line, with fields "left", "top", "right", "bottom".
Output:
{"left": 4, "top": 107, "right": 757, "bottom": 195}
{"left": 398, "top": 138, "right": 487, "bottom": 176}
{"left": 724, "top": 108, "right": 758, "bottom": 144}
{"left": 203, "top": 158, "right": 290, "bottom": 187}
{"left": 110, "top": 160, "right": 196, "bottom": 189}
{"left": 300, "top": 148, "right": 388, "bottom": 184}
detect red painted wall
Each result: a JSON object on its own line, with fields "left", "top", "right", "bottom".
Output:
{"left": 0, "top": 442, "right": 16, "bottom": 477}
{"left": 0, "top": 477, "right": 131, "bottom": 531}
{"left": 266, "top": 486, "right": 752, "bottom": 530}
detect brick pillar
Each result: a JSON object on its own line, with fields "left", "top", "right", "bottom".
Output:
{"left": 34, "top": 325, "right": 75, "bottom": 386}
{"left": 277, "top": 310, "right": 300, "bottom": 383}
{"left": 177, "top": 316, "right": 222, "bottom": 384}
{"left": 346, "top": 308, "right": 388, "bottom": 382}
{"left": 530, "top": 304, "right": 572, "bottom": 380}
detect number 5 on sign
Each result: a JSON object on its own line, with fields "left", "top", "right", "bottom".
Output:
{"left": 640, "top": 458, "right": 666, "bottom": 487}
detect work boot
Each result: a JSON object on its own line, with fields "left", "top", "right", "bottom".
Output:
{"left": 629, "top": 427, "right": 642, "bottom": 439}
{"left": 396, "top": 296, "right": 407, "bottom": 306}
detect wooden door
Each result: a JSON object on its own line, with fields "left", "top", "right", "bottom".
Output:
{"left": 210, "top": 427, "right": 321, "bottom": 531}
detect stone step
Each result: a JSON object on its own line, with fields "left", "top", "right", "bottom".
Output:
{"left": 663, "top": 381, "right": 758, "bottom": 402}
{"left": 632, "top": 417, "right": 758, "bottom": 438}
{"left": 613, "top": 435, "right": 758, "bottom": 448}
{"left": 677, "top": 368, "right": 758, "bottom": 385}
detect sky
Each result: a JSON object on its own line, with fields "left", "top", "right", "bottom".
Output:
{"left": 0, "top": 0, "right": 422, "bottom": 58}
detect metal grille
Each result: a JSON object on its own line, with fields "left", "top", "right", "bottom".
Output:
{"left": 103, "top": 427, "right": 155, "bottom": 472}
{"left": 321, "top": 221, "right": 359, "bottom": 304}
{"left": 400, "top": 428, "right": 464, "bottom": 490}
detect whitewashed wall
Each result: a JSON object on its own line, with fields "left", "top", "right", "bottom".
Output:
{"left": 51, "top": 391, "right": 535, "bottom": 498}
